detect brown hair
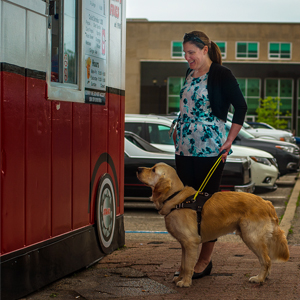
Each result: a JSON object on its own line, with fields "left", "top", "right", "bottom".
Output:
{"left": 183, "top": 31, "right": 222, "bottom": 65}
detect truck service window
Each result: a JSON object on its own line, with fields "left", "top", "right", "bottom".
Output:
{"left": 51, "top": 0, "right": 77, "bottom": 85}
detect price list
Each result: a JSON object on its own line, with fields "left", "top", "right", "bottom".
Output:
{"left": 85, "top": 0, "right": 107, "bottom": 104}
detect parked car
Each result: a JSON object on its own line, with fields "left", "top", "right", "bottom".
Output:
{"left": 125, "top": 114, "right": 174, "bottom": 152}
{"left": 125, "top": 114, "right": 279, "bottom": 190}
{"left": 295, "top": 137, "right": 300, "bottom": 146}
{"left": 247, "top": 121, "right": 300, "bottom": 146}
{"left": 227, "top": 113, "right": 296, "bottom": 144}
{"left": 225, "top": 121, "right": 300, "bottom": 176}
{"left": 124, "top": 131, "right": 254, "bottom": 200}
{"left": 228, "top": 145, "right": 279, "bottom": 190}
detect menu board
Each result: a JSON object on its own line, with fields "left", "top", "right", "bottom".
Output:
{"left": 85, "top": 0, "right": 107, "bottom": 104}
{"left": 109, "top": 0, "right": 123, "bottom": 89}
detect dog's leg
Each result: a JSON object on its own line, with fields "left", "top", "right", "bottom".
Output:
{"left": 248, "top": 243, "right": 271, "bottom": 283}
{"left": 239, "top": 227, "right": 271, "bottom": 283}
{"left": 174, "top": 237, "right": 200, "bottom": 287}
{"left": 173, "top": 245, "right": 185, "bottom": 283}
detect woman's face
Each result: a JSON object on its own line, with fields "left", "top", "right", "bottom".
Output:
{"left": 183, "top": 42, "right": 208, "bottom": 71}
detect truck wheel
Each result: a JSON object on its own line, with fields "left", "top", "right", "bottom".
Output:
{"left": 95, "top": 173, "right": 116, "bottom": 254}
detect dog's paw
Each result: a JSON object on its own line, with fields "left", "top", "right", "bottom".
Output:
{"left": 176, "top": 279, "right": 192, "bottom": 287}
{"left": 249, "top": 275, "right": 264, "bottom": 283}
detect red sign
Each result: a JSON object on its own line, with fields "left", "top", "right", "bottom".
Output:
{"left": 110, "top": 4, "right": 119, "bottom": 18}
{"left": 103, "top": 208, "right": 111, "bottom": 216}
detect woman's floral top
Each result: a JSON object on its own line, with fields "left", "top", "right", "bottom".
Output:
{"left": 175, "top": 71, "right": 227, "bottom": 157}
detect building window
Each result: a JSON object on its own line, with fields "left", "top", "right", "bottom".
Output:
{"left": 265, "top": 78, "right": 293, "bottom": 128}
{"left": 269, "top": 42, "right": 291, "bottom": 59}
{"left": 215, "top": 42, "right": 226, "bottom": 59}
{"left": 236, "top": 42, "right": 258, "bottom": 59}
{"left": 237, "top": 78, "right": 261, "bottom": 115}
{"left": 51, "top": 0, "right": 77, "bottom": 84}
{"left": 171, "top": 41, "right": 184, "bottom": 58}
{"left": 167, "top": 77, "right": 185, "bottom": 112}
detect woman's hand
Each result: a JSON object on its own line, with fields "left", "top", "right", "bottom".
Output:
{"left": 219, "top": 141, "right": 232, "bottom": 162}
{"left": 220, "top": 123, "right": 242, "bottom": 162}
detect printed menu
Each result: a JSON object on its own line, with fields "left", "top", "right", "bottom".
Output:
{"left": 85, "top": 0, "right": 107, "bottom": 104}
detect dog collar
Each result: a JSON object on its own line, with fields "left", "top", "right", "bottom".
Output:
{"left": 162, "top": 190, "right": 182, "bottom": 205}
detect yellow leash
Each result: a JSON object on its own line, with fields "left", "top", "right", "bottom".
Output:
{"left": 193, "top": 150, "right": 226, "bottom": 200}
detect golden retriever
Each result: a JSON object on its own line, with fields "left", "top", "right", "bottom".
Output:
{"left": 137, "top": 162, "right": 289, "bottom": 287}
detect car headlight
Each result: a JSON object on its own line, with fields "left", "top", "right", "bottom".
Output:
{"left": 250, "top": 156, "right": 272, "bottom": 166}
{"left": 275, "top": 145, "right": 294, "bottom": 153}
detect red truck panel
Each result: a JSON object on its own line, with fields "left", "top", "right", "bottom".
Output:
{"left": 1, "top": 71, "right": 26, "bottom": 254}
{"left": 25, "top": 76, "right": 52, "bottom": 245}
{"left": 72, "top": 103, "right": 91, "bottom": 228}
{"left": 51, "top": 101, "right": 72, "bottom": 236}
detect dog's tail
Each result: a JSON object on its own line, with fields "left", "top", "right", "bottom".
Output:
{"left": 269, "top": 225, "right": 290, "bottom": 262}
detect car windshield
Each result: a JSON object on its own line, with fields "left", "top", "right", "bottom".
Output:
{"left": 252, "top": 123, "right": 275, "bottom": 129}
{"left": 225, "top": 121, "right": 255, "bottom": 139}
{"left": 125, "top": 131, "right": 167, "bottom": 153}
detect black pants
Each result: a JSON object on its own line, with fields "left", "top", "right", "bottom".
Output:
{"left": 175, "top": 155, "right": 225, "bottom": 243}
{"left": 175, "top": 155, "right": 225, "bottom": 194}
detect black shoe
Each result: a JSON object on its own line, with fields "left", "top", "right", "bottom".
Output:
{"left": 173, "top": 271, "right": 180, "bottom": 277}
{"left": 192, "top": 260, "right": 212, "bottom": 279}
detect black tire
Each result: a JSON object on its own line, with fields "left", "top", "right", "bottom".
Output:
{"left": 95, "top": 173, "right": 116, "bottom": 254}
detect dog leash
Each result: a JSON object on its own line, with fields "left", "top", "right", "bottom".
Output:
{"left": 193, "top": 150, "right": 226, "bottom": 200}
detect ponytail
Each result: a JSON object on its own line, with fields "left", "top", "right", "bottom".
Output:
{"left": 209, "top": 41, "right": 222, "bottom": 65}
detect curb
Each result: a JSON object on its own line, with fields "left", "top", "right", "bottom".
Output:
{"left": 280, "top": 174, "right": 300, "bottom": 237}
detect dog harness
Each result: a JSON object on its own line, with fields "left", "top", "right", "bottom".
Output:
{"left": 163, "top": 191, "right": 211, "bottom": 235}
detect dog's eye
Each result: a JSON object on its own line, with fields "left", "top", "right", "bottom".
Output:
{"left": 152, "top": 167, "right": 156, "bottom": 173}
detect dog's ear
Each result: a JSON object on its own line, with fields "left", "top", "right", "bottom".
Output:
{"left": 152, "top": 177, "right": 171, "bottom": 200}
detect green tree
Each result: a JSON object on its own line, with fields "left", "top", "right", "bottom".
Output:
{"left": 255, "top": 97, "right": 290, "bottom": 129}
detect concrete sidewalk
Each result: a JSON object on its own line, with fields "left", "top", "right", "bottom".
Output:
{"left": 23, "top": 241, "right": 300, "bottom": 299}
{"left": 24, "top": 177, "right": 300, "bottom": 300}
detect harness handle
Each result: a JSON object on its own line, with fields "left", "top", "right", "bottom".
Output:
{"left": 193, "top": 150, "right": 226, "bottom": 200}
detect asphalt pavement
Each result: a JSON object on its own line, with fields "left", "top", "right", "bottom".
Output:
{"left": 22, "top": 174, "right": 300, "bottom": 300}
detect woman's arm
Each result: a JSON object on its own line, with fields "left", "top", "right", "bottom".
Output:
{"left": 219, "top": 123, "right": 242, "bottom": 162}
{"left": 173, "top": 129, "right": 177, "bottom": 145}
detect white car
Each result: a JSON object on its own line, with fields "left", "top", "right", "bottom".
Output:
{"left": 227, "top": 112, "right": 295, "bottom": 144}
{"left": 230, "top": 145, "right": 279, "bottom": 190}
{"left": 125, "top": 114, "right": 279, "bottom": 190}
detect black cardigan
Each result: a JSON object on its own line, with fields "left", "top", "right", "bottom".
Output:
{"left": 185, "top": 62, "right": 247, "bottom": 125}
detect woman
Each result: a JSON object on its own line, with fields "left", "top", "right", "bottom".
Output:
{"left": 172, "top": 31, "right": 247, "bottom": 279}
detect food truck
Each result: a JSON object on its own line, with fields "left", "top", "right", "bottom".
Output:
{"left": 0, "top": 1, "right": 125, "bottom": 299}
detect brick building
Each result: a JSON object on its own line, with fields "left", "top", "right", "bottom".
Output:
{"left": 125, "top": 20, "right": 300, "bottom": 133}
